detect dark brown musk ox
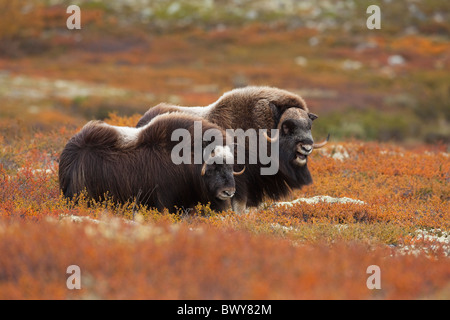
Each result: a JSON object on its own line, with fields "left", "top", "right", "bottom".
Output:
{"left": 135, "top": 86, "right": 328, "bottom": 213}
{"left": 59, "top": 113, "right": 244, "bottom": 212}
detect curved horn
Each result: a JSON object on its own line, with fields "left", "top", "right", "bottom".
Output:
{"left": 263, "top": 130, "right": 279, "bottom": 143}
{"left": 201, "top": 161, "right": 208, "bottom": 176}
{"left": 313, "top": 134, "right": 330, "bottom": 149}
{"left": 201, "top": 146, "right": 216, "bottom": 176}
{"left": 233, "top": 166, "right": 246, "bottom": 176}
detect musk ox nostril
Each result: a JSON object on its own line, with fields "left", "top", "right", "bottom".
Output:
{"left": 301, "top": 145, "right": 313, "bottom": 154}
{"left": 300, "top": 139, "right": 314, "bottom": 146}
{"left": 224, "top": 190, "right": 235, "bottom": 197}
{"left": 219, "top": 189, "right": 236, "bottom": 199}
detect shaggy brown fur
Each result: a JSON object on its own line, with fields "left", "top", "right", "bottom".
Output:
{"left": 136, "top": 86, "right": 321, "bottom": 213}
{"left": 137, "top": 86, "right": 309, "bottom": 130}
{"left": 59, "top": 113, "right": 237, "bottom": 212}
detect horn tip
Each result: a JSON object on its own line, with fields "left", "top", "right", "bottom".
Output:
{"left": 233, "top": 166, "right": 246, "bottom": 176}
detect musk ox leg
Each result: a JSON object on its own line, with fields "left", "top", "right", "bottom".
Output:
{"left": 231, "top": 197, "right": 247, "bottom": 215}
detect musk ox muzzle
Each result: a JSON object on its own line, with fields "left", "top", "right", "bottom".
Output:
{"left": 271, "top": 108, "right": 330, "bottom": 168}
{"left": 263, "top": 121, "right": 329, "bottom": 167}
{"left": 293, "top": 133, "right": 330, "bottom": 167}
{"left": 217, "top": 187, "right": 236, "bottom": 200}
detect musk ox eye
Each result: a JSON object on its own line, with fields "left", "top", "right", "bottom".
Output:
{"left": 281, "top": 120, "right": 297, "bottom": 135}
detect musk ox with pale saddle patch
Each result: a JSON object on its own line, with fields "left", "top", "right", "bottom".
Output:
{"left": 59, "top": 113, "right": 244, "bottom": 212}
{"left": 136, "top": 86, "right": 329, "bottom": 214}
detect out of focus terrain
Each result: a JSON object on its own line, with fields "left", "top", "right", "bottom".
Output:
{"left": 1, "top": 0, "right": 448, "bottom": 143}
{"left": 0, "top": 1, "right": 448, "bottom": 300}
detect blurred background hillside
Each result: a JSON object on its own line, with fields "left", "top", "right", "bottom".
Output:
{"left": 0, "top": 0, "right": 449, "bottom": 144}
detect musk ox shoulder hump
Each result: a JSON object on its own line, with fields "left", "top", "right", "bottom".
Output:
{"left": 216, "top": 86, "right": 308, "bottom": 111}
{"left": 75, "top": 120, "right": 121, "bottom": 149}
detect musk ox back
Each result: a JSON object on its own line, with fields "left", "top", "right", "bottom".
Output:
{"left": 59, "top": 113, "right": 240, "bottom": 212}
{"left": 136, "top": 86, "right": 309, "bottom": 130}
{"left": 135, "top": 86, "right": 328, "bottom": 213}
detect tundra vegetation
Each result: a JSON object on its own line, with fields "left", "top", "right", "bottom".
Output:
{"left": 0, "top": 0, "right": 449, "bottom": 299}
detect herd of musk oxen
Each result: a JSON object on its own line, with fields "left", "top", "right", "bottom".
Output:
{"left": 59, "top": 86, "right": 329, "bottom": 214}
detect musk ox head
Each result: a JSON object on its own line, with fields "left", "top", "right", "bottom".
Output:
{"left": 270, "top": 108, "right": 328, "bottom": 187}
{"left": 200, "top": 145, "right": 245, "bottom": 202}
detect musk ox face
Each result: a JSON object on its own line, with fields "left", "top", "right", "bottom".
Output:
{"left": 202, "top": 162, "right": 236, "bottom": 201}
{"left": 275, "top": 108, "right": 327, "bottom": 186}
{"left": 201, "top": 145, "right": 244, "bottom": 202}
{"left": 279, "top": 109, "right": 316, "bottom": 168}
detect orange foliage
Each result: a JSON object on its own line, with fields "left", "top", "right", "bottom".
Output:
{"left": 0, "top": 1, "right": 44, "bottom": 39}
{"left": 0, "top": 8, "right": 449, "bottom": 297}
{"left": 0, "top": 218, "right": 449, "bottom": 300}
{"left": 0, "top": 218, "right": 448, "bottom": 299}
{"left": 106, "top": 112, "right": 145, "bottom": 127}
{"left": 390, "top": 35, "right": 450, "bottom": 56}
{"left": 0, "top": 120, "right": 448, "bottom": 299}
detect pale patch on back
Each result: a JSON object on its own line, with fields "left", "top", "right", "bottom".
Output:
{"left": 170, "top": 104, "right": 213, "bottom": 118}
{"left": 106, "top": 113, "right": 181, "bottom": 147}
{"left": 110, "top": 125, "right": 141, "bottom": 147}
{"left": 186, "top": 105, "right": 214, "bottom": 117}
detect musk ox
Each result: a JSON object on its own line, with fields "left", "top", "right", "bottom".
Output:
{"left": 136, "top": 86, "right": 328, "bottom": 213}
{"left": 59, "top": 113, "right": 244, "bottom": 212}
